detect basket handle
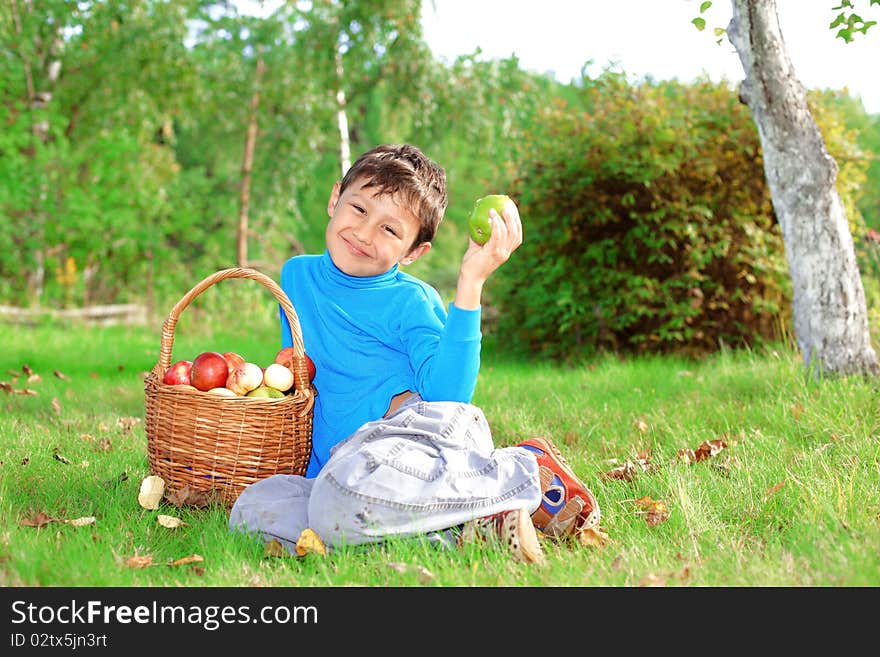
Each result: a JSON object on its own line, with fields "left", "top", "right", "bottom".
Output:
{"left": 152, "top": 267, "right": 311, "bottom": 394}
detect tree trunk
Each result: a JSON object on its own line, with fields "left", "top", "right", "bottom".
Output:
{"left": 727, "top": 0, "right": 878, "bottom": 377}
{"left": 237, "top": 55, "right": 265, "bottom": 268}
{"left": 334, "top": 40, "right": 351, "bottom": 176}
{"left": 11, "top": 0, "right": 63, "bottom": 305}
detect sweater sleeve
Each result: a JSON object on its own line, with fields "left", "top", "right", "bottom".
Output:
{"left": 404, "top": 298, "right": 482, "bottom": 403}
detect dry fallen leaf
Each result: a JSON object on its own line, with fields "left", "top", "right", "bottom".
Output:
{"left": 126, "top": 555, "right": 154, "bottom": 569}
{"left": 765, "top": 480, "right": 786, "bottom": 497}
{"left": 694, "top": 439, "right": 726, "bottom": 461}
{"left": 27, "top": 373, "right": 41, "bottom": 384}
{"left": 164, "top": 484, "right": 217, "bottom": 508}
{"left": 635, "top": 496, "right": 670, "bottom": 526}
{"left": 54, "top": 370, "right": 69, "bottom": 381}
{"left": 264, "top": 538, "right": 290, "bottom": 558}
{"left": 0, "top": 381, "right": 12, "bottom": 394}
{"left": 157, "top": 514, "right": 187, "bottom": 529}
{"left": 295, "top": 528, "right": 327, "bottom": 557}
{"left": 138, "top": 475, "right": 165, "bottom": 510}
{"left": 602, "top": 455, "right": 654, "bottom": 482}
{"left": 170, "top": 554, "right": 203, "bottom": 567}
{"left": 576, "top": 525, "right": 610, "bottom": 548}
{"left": 52, "top": 450, "right": 71, "bottom": 465}
{"left": 65, "top": 516, "right": 96, "bottom": 527}
{"left": 51, "top": 398, "right": 61, "bottom": 414}
{"left": 678, "top": 438, "right": 727, "bottom": 464}
{"left": 22, "top": 364, "right": 33, "bottom": 376}
{"left": 20, "top": 511, "right": 58, "bottom": 528}
{"left": 603, "top": 460, "right": 640, "bottom": 482}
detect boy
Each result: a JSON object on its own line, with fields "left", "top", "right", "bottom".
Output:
{"left": 229, "top": 144, "right": 599, "bottom": 564}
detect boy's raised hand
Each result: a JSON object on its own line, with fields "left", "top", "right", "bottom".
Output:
{"left": 454, "top": 203, "right": 523, "bottom": 310}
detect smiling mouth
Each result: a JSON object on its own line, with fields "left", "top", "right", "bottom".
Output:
{"left": 341, "top": 236, "right": 370, "bottom": 257}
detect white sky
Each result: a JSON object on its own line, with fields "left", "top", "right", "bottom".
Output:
{"left": 236, "top": 0, "right": 880, "bottom": 114}
{"left": 420, "top": 0, "right": 880, "bottom": 114}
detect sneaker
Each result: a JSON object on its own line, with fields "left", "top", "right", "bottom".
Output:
{"left": 518, "top": 436, "right": 601, "bottom": 538}
{"left": 458, "top": 507, "right": 546, "bottom": 565}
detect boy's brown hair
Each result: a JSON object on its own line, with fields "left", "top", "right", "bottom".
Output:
{"left": 339, "top": 144, "right": 447, "bottom": 250}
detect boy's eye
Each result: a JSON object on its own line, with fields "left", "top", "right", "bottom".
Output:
{"left": 352, "top": 204, "right": 366, "bottom": 214}
{"left": 384, "top": 226, "right": 398, "bottom": 236}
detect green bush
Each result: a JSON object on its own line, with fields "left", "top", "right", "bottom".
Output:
{"left": 492, "top": 74, "right": 792, "bottom": 360}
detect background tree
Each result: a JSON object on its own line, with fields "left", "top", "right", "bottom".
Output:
{"left": 724, "top": 0, "right": 879, "bottom": 376}
{"left": 2, "top": 0, "right": 877, "bottom": 366}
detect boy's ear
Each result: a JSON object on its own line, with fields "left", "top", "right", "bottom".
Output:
{"left": 400, "top": 241, "right": 431, "bottom": 266}
{"left": 327, "top": 181, "right": 342, "bottom": 217}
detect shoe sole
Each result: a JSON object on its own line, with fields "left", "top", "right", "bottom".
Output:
{"left": 509, "top": 507, "right": 547, "bottom": 566}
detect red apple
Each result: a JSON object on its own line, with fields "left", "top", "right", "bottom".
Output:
{"left": 190, "top": 351, "right": 229, "bottom": 391}
{"left": 274, "top": 347, "right": 316, "bottom": 384}
{"left": 222, "top": 351, "right": 246, "bottom": 374}
{"left": 163, "top": 360, "right": 193, "bottom": 386}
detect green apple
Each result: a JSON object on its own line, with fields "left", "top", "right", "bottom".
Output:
{"left": 246, "top": 385, "right": 284, "bottom": 399}
{"left": 468, "top": 194, "right": 512, "bottom": 245}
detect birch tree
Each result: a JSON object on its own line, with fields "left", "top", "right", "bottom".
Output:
{"left": 726, "top": 0, "right": 879, "bottom": 376}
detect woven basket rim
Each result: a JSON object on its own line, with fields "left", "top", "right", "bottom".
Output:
{"left": 149, "top": 266, "right": 312, "bottom": 394}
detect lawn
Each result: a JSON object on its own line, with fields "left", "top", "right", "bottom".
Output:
{"left": 1, "top": 319, "right": 879, "bottom": 587}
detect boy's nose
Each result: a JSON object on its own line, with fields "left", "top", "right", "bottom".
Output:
{"left": 352, "top": 225, "right": 372, "bottom": 244}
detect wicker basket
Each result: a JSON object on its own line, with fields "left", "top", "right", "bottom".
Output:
{"left": 143, "top": 267, "right": 314, "bottom": 507}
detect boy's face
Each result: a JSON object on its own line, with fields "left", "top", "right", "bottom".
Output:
{"left": 325, "top": 178, "right": 431, "bottom": 277}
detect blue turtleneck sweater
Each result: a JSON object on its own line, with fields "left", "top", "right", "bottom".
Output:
{"left": 279, "top": 250, "right": 482, "bottom": 477}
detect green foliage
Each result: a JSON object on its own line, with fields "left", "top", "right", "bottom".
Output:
{"left": 830, "top": 0, "right": 880, "bottom": 42}
{"left": 2, "top": 0, "right": 877, "bottom": 360}
{"left": 493, "top": 74, "right": 792, "bottom": 359}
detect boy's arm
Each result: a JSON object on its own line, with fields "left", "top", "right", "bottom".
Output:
{"left": 408, "top": 203, "right": 522, "bottom": 403}
{"left": 453, "top": 203, "right": 523, "bottom": 310}
{"left": 407, "top": 300, "right": 481, "bottom": 403}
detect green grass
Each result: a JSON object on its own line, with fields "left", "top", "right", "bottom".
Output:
{"left": 1, "top": 320, "right": 879, "bottom": 587}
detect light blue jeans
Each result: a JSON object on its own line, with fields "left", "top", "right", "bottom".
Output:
{"left": 228, "top": 396, "right": 542, "bottom": 553}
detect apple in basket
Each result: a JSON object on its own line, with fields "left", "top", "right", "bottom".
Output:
{"left": 273, "top": 347, "right": 317, "bottom": 384}
{"left": 222, "top": 351, "right": 246, "bottom": 374}
{"left": 207, "top": 387, "right": 237, "bottom": 397}
{"left": 263, "top": 363, "right": 294, "bottom": 392}
{"left": 246, "top": 385, "right": 284, "bottom": 399}
{"left": 163, "top": 359, "right": 193, "bottom": 386}
{"left": 190, "top": 351, "right": 230, "bottom": 391}
{"left": 226, "top": 361, "right": 264, "bottom": 396}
